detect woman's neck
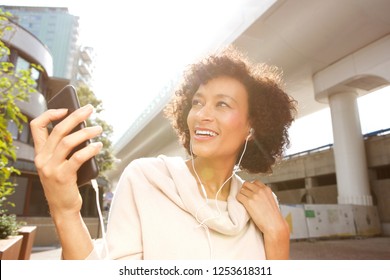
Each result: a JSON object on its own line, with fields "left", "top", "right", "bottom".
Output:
{"left": 186, "top": 157, "right": 236, "bottom": 201}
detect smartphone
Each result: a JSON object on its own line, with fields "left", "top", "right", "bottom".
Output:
{"left": 47, "top": 85, "right": 99, "bottom": 187}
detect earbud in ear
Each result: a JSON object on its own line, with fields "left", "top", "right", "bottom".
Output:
{"left": 247, "top": 128, "right": 255, "bottom": 139}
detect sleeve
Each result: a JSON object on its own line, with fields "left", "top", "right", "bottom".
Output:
{"left": 96, "top": 163, "right": 143, "bottom": 260}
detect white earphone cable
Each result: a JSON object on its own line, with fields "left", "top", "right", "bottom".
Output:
{"left": 190, "top": 132, "right": 251, "bottom": 259}
{"left": 91, "top": 179, "right": 109, "bottom": 259}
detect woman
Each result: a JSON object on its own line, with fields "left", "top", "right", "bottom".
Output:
{"left": 30, "top": 47, "right": 296, "bottom": 260}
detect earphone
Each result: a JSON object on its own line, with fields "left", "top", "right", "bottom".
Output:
{"left": 190, "top": 129, "right": 252, "bottom": 259}
{"left": 248, "top": 128, "right": 255, "bottom": 139}
{"left": 92, "top": 179, "right": 110, "bottom": 258}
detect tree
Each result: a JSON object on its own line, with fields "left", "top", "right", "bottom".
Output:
{"left": 0, "top": 9, "right": 41, "bottom": 214}
{"left": 76, "top": 85, "right": 116, "bottom": 179}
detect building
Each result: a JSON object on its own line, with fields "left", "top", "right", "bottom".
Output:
{"left": 72, "top": 46, "right": 95, "bottom": 88}
{"left": 1, "top": 16, "right": 100, "bottom": 247}
{"left": 1, "top": 5, "right": 79, "bottom": 80}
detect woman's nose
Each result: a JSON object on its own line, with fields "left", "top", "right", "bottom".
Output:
{"left": 197, "top": 104, "right": 214, "bottom": 121}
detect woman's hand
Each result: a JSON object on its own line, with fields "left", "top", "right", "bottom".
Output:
{"left": 30, "top": 104, "right": 102, "bottom": 216}
{"left": 237, "top": 180, "right": 290, "bottom": 259}
{"left": 30, "top": 105, "right": 103, "bottom": 259}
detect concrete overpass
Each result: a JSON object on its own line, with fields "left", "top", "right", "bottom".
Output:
{"left": 107, "top": 0, "right": 390, "bottom": 209}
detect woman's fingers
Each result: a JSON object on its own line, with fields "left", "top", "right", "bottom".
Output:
{"left": 52, "top": 125, "right": 103, "bottom": 165}
{"left": 238, "top": 180, "right": 269, "bottom": 198}
{"left": 67, "top": 142, "right": 103, "bottom": 174}
{"left": 237, "top": 180, "right": 284, "bottom": 233}
{"left": 44, "top": 104, "right": 94, "bottom": 154}
{"left": 30, "top": 108, "right": 69, "bottom": 154}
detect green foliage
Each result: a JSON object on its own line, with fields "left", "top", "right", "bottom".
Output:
{"left": 77, "top": 85, "right": 116, "bottom": 177}
{"left": 0, "top": 213, "right": 25, "bottom": 239}
{"left": 0, "top": 9, "right": 40, "bottom": 222}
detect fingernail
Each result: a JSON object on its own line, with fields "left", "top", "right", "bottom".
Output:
{"left": 81, "top": 104, "right": 93, "bottom": 111}
{"left": 89, "top": 142, "right": 103, "bottom": 149}
{"left": 87, "top": 125, "right": 102, "bottom": 132}
{"left": 96, "top": 126, "right": 103, "bottom": 133}
{"left": 54, "top": 108, "right": 68, "bottom": 114}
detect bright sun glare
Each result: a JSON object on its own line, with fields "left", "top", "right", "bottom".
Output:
{"left": 3, "top": 0, "right": 390, "bottom": 152}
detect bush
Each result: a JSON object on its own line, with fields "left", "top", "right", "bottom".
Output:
{"left": 0, "top": 214, "right": 25, "bottom": 239}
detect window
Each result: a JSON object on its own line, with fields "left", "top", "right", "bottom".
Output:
{"left": 7, "top": 120, "right": 32, "bottom": 144}
{"left": 15, "top": 56, "right": 29, "bottom": 71}
{"left": 7, "top": 121, "right": 19, "bottom": 140}
{"left": 316, "top": 174, "right": 337, "bottom": 186}
{"left": 15, "top": 56, "right": 41, "bottom": 89}
{"left": 5, "top": 176, "right": 29, "bottom": 215}
{"left": 274, "top": 178, "right": 305, "bottom": 191}
{"left": 0, "top": 48, "right": 9, "bottom": 62}
{"left": 376, "top": 165, "right": 390, "bottom": 180}
{"left": 28, "top": 177, "right": 49, "bottom": 216}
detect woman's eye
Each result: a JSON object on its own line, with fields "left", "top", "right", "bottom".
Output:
{"left": 217, "top": 101, "right": 229, "bottom": 107}
{"left": 191, "top": 99, "right": 202, "bottom": 106}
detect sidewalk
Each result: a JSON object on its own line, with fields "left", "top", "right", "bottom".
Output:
{"left": 290, "top": 236, "right": 390, "bottom": 260}
{"left": 30, "top": 236, "right": 390, "bottom": 260}
{"left": 30, "top": 246, "right": 62, "bottom": 260}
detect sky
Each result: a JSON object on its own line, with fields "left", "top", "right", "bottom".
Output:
{"left": 2, "top": 0, "right": 390, "bottom": 155}
{"left": 2, "top": 0, "right": 256, "bottom": 140}
{"left": 287, "top": 86, "right": 390, "bottom": 155}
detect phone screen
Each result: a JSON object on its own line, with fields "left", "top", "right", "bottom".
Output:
{"left": 47, "top": 85, "right": 99, "bottom": 186}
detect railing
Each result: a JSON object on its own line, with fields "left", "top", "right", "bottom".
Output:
{"left": 285, "top": 144, "right": 333, "bottom": 159}
{"left": 284, "top": 127, "right": 390, "bottom": 159}
{"left": 363, "top": 127, "right": 390, "bottom": 138}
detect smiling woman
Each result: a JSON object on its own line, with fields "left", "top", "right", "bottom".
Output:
{"left": 30, "top": 45, "right": 295, "bottom": 260}
{"left": 165, "top": 47, "right": 297, "bottom": 174}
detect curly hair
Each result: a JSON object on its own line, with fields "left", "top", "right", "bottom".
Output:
{"left": 164, "top": 46, "right": 297, "bottom": 174}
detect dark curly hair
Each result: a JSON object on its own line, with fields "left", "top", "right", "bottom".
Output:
{"left": 164, "top": 46, "right": 297, "bottom": 174}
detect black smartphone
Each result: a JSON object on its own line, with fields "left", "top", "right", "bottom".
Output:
{"left": 47, "top": 85, "right": 99, "bottom": 187}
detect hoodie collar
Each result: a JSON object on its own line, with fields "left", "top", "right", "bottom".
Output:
{"left": 158, "top": 155, "right": 250, "bottom": 235}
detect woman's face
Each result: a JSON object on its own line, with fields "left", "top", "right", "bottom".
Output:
{"left": 187, "top": 76, "right": 251, "bottom": 162}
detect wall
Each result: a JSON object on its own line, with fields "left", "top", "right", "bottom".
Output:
{"left": 240, "top": 132, "right": 390, "bottom": 235}
{"left": 20, "top": 217, "right": 100, "bottom": 247}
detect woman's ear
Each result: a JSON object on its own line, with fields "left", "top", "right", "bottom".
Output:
{"left": 246, "top": 128, "right": 255, "bottom": 140}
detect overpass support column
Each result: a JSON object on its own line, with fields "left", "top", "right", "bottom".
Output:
{"left": 328, "top": 91, "right": 372, "bottom": 205}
